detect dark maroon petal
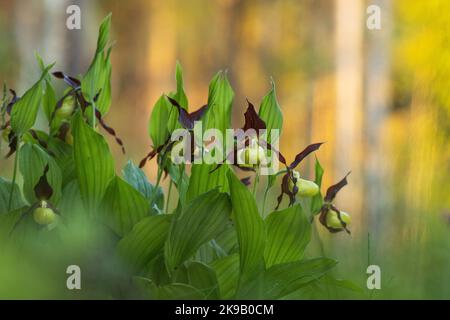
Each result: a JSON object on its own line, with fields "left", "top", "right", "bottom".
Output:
{"left": 166, "top": 96, "right": 194, "bottom": 129}
{"left": 52, "top": 71, "right": 81, "bottom": 89}
{"left": 259, "top": 140, "right": 287, "bottom": 166}
{"left": 275, "top": 172, "right": 296, "bottom": 210}
{"left": 5, "top": 130, "right": 17, "bottom": 158}
{"left": 189, "top": 104, "right": 208, "bottom": 122}
{"left": 56, "top": 122, "right": 71, "bottom": 141}
{"left": 33, "top": 165, "right": 53, "bottom": 200}
{"left": 94, "top": 108, "right": 126, "bottom": 154}
{"left": 289, "top": 142, "right": 323, "bottom": 169}
{"left": 0, "top": 120, "right": 10, "bottom": 131}
{"left": 6, "top": 89, "right": 18, "bottom": 115}
{"left": 240, "top": 176, "right": 251, "bottom": 186}
{"left": 318, "top": 204, "right": 350, "bottom": 234}
{"left": 324, "top": 172, "right": 351, "bottom": 203}
{"left": 242, "top": 99, "right": 266, "bottom": 133}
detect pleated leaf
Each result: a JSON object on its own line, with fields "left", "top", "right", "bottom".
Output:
{"left": 101, "top": 176, "right": 150, "bottom": 236}
{"left": 148, "top": 95, "right": 171, "bottom": 148}
{"left": 227, "top": 170, "right": 265, "bottom": 275}
{"left": 164, "top": 189, "right": 231, "bottom": 271}
{"left": 117, "top": 214, "right": 171, "bottom": 272}
{"left": 0, "top": 178, "right": 25, "bottom": 214}
{"left": 72, "top": 112, "right": 115, "bottom": 212}
{"left": 186, "top": 261, "right": 220, "bottom": 299}
{"left": 167, "top": 62, "right": 189, "bottom": 133}
{"left": 258, "top": 80, "right": 283, "bottom": 143}
{"left": 10, "top": 64, "right": 53, "bottom": 134}
{"left": 19, "top": 143, "right": 62, "bottom": 205}
{"left": 264, "top": 204, "right": 311, "bottom": 268}
{"left": 263, "top": 258, "right": 337, "bottom": 299}
{"left": 211, "top": 253, "right": 239, "bottom": 299}
{"left": 187, "top": 164, "right": 228, "bottom": 202}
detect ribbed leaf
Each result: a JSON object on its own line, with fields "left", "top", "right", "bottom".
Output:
{"left": 19, "top": 143, "right": 62, "bottom": 205}
{"left": 258, "top": 80, "right": 283, "bottom": 143}
{"left": 122, "top": 160, "right": 164, "bottom": 212}
{"left": 72, "top": 112, "right": 115, "bottom": 212}
{"left": 81, "top": 14, "right": 112, "bottom": 114}
{"left": 46, "top": 137, "right": 76, "bottom": 186}
{"left": 263, "top": 258, "right": 337, "bottom": 299}
{"left": 211, "top": 253, "right": 239, "bottom": 299}
{"left": 186, "top": 261, "right": 219, "bottom": 299}
{"left": 0, "top": 178, "right": 25, "bottom": 214}
{"left": 134, "top": 277, "right": 204, "bottom": 300}
{"left": 35, "top": 53, "right": 57, "bottom": 121}
{"left": 164, "top": 189, "right": 231, "bottom": 271}
{"left": 117, "top": 214, "right": 171, "bottom": 272}
{"left": 264, "top": 204, "right": 311, "bottom": 268}
{"left": 227, "top": 170, "right": 265, "bottom": 275}
{"left": 148, "top": 95, "right": 171, "bottom": 148}
{"left": 101, "top": 176, "right": 150, "bottom": 236}
{"left": 187, "top": 164, "right": 228, "bottom": 202}
{"left": 10, "top": 64, "right": 53, "bottom": 134}
{"left": 167, "top": 62, "right": 188, "bottom": 133}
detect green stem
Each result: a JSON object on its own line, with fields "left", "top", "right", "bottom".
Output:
{"left": 252, "top": 170, "right": 260, "bottom": 197}
{"left": 8, "top": 141, "right": 20, "bottom": 211}
{"left": 91, "top": 100, "right": 96, "bottom": 128}
{"left": 165, "top": 179, "right": 173, "bottom": 213}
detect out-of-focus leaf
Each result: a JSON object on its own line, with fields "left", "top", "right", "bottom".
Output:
{"left": 264, "top": 204, "right": 311, "bottom": 268}
{"left": 264, "top": 258, "right": 337, "bottom": 299}
{"left": 149, "top": 95, "right": 171, "bottom": 148}
{"left": 185, "top": 261, "right": 219, "bottom": 299}
{"left": 311, "top": 157, "right": 324, "bottom": 215}
{"left": 0, "top": 178, "right": 25, "bottom": 214}
{"left": 258, "top": 80, "right": 283, "bottom": 143}
{"left": 101, "top": 176, "right": 150, "bottom": 236}
{"left": 167, "top": 62, "right": 189, "bottom": 133}
{"left": 19, "top": 143, "right": 62, "bottom": 205}
{"left": 58, "top": 180, "right": 83, "bottom": 218}
{"left": 72, "top": 112, "right": 115, "bottom": 212}
{"left": 164, "top": 189, "right": 231, "bottom": 271}
{"left": 227, "top": 170, "right": 265, "bottom": 275}
{"left": 10, "top": 64, "right": 53, "bottom": 134}
{"left": 122, "top": 160, "right": 164, "bottom": 213}
{"left": 117, "top": 214, "right": 171, "bottom": 272}
{"left": 211, "top": 253, "right": 239, "bottom": 299}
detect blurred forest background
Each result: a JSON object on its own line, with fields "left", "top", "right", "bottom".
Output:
{"left": 0, "top": 0, "right": 449, "bottom": 298}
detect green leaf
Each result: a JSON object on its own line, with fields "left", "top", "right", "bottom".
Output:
{"left": 311, "top": 157, "right": 324, "bottom": 215}
{"left": 148, "top": 95, "right": 171, "bottom": 148}
{"left": 211, "top": 253, "right": 239, "bottom": 299}
{"left": 19, "top": 143, "right": 62, "bottom": 205}
{"left": 81, "top": 14, "right": 113, "bottom": 114}
{"left": 10, "top": 64, "right": 53, "bottom": 134}
{"left": 58, "top": 180, "right": 84, "bottom": 218}
{"left": 227, "top": 170, "right": 265, "bottom": 275}
{"left": 117, "top": 214, "right": 171, "bottom": 272}
{"left": 46, "top": 137, "right": 76, "bottom": 186}
{"left": 167, "top": 62, "right": 188, "bottom": 133}
{"left": 187, "top": 164, "right": 228, "bottom": 202}
{"left": 185, "top": 261, "right": 219, "bottom": 299}
{"left": 203, "top": 70, "right": 234, "bottom": 134}
{"left": 96, "top": 13, "right": 112, "bottom": 54}
{"left": 35, "top": 53, "right": 57, "bottom": 121}
{"left": 164, "top": 189, "right": 231, "bottom": 271}
{"left": 72, "top": 112, "right": 115, "bottom": 212}
{"left": 122, "top": 160, "right": 164, "bottom": 212}
{"left": 264, "top": 258, "right": 337, "bottom": 299}
{"left": 101, "top": 176, "right": 150, "bottom": 236}
{"left": 259, "top": 79, "right": 283, "bottom": 143}
{"left": 0, "top": 178, "right": 25, "bottom": 214}
{"left": 134, "top": 277, "right": 204, "bottom": 300}
{"left": 264, "top": 204, "right": 311, "bottom": 268}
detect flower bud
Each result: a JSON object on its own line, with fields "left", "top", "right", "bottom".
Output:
{"left": 33, "top": 201, "right": 57, "bottom": 225}
{"left": 325, "top": 210, "right": 351, "bottom": 229}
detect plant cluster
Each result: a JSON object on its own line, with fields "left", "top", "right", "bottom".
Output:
{"left": 0, "top": 14, "right": 353, "bottom": 299}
